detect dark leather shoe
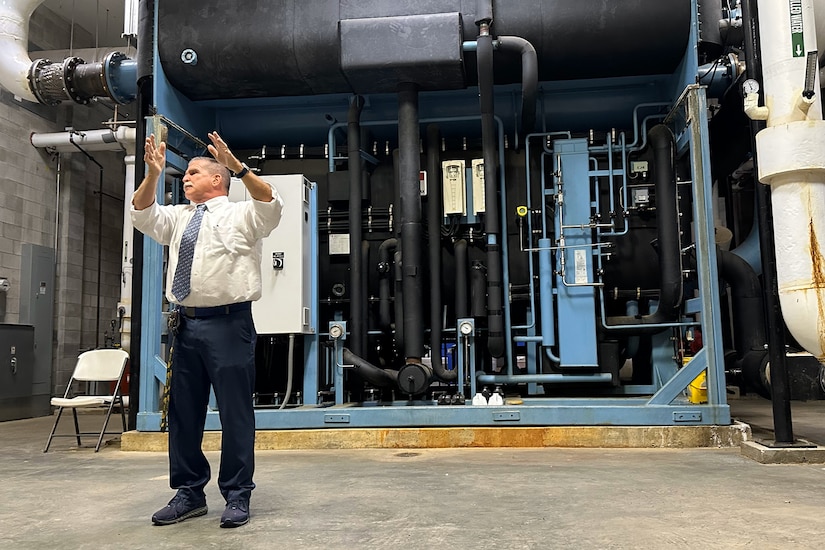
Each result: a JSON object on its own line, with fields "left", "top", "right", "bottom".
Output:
{"left": 152, "top": 493, "right": 208, "bottom": 525}
{"left": 220, "top": 499, "right": 249, "bottom": 528}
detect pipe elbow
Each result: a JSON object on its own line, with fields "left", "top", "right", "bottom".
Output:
{"left": 744, "top": 92, "right": 769, "bottom": 121}
{"left": 0, "top": 0, "right": 42, "bottom": 103}
{"left": 779, "top": 291, "right": 825, "bottom": 362}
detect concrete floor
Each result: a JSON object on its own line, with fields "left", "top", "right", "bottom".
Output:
{"left": 2, "top": 396, "right": 825, "bottom": 549}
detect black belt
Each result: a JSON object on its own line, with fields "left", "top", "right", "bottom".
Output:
{"left": 180, "top": 302, "right": 251, "bottom": 318}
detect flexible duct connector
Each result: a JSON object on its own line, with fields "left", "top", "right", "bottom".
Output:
{"left": 347, "top": 95, "right": 365, "bottom": 355}
{"left": 342, "top": 348, "right": 398, "bottom": 388}
{"left": 496, "top": 36, "right": 537, "bottom": 137}
{"left": 28, "top": 52, "right": 137, "bottom": 106}
{"left": 606, "top": 124, "right": 682, "bottom": 332}
{"left": 398, "top": 83, "right": 424, "bottom": 360}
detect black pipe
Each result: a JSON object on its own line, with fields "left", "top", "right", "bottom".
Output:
{"left": 455, "top": 239, "right": 469, "bottom": 319}
{"left": 606, "top": 125, "right": 682, "bottom": 331}
{"left": 398, "top": 83, "right": 424, "bottom": 360}
{"left": 393, "top": 249, "right": 404, "bottom": 351}
{"left": 717, "top": 249, "right": 766, "bottom": 355}
{"left": 343, "top": 348, "right": 398, "bottom": 388}
{"left": 471, "top": 261, "right": 487, "bottom": 318}
{"left": 378, "top": 238, "right": 398, "bottom": 330}
{"left": 497, "top": 36, "right": 538, "bottom": 137}
{"left": 129, "top": 0, "right": 155, "bottom": 431}
{"left": 475, "top": 0, "right": 493, "bottom": 25}
{"left": 361, "top": 238, "right": 370, "bottom": 349}
{"left": 426, "top": 125, "right": 454, "bottom": 381}
{"left": 477, "top": 30, "right": 505, "bottom": 358}
{"left": 348, "top": 95, "right": 365, "bottom": 355}
{"left": 741, "top": 0, "right": 794, "bottom": 444}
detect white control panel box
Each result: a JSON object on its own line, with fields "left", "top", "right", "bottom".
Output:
{"left": 229, "top": 174, "right": 314, "bottom": 334}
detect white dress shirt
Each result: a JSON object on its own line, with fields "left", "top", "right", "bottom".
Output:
{"left": 131, "top": 192, "right": 284, "bottom": 307}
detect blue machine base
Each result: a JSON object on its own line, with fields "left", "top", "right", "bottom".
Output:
{"left": 136, "top": 400, "right": 731, "bottom": 431}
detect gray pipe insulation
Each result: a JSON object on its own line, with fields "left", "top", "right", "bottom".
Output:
{"left": 477, "top": 31, "right": 506, "bottom": 358}
{"left": 426, "top": 125, "right": 456, "bottom": 382}
{"left": 377, "top": 238, "right": 398, "bottom": 330}
{"left": 398, "top": 83, "right": 425, "bottom": 362}
{"left": 496, "top": 36, "right": 538, "bottom": 137}
{"left": 347, "top": 95, "right": 366, "bottom": 355}
{"left": 342, "top": 348, "right": 398, "bottom": 388}
{"left": 605, "top": 124, "right": 683, "bottom": 332}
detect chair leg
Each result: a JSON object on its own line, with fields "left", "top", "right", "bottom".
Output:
{"left": 43, "top": 407, "right": 65, "bottom": 453}
{"left": 119, "top": 394, "right": 127, "bottom": 432}
{"left": 72, "top": 408, "right": 82, "bottom": 447}
{"left": 95, "top": 401, "right": 117, "bottom": 452}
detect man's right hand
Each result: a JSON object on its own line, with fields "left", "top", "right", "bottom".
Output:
{"left": 145, "top": 134, "right": 167, "bottom": 178}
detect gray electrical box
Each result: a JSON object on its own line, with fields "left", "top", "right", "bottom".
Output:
{"left": 19, "top": 243, "right": 55, "bottom": 418}
{"left": 229, "top": 174, "right": 315, "bottom": 334}
{"left": 0, "top": 324, "right": 35, "bottom": 421}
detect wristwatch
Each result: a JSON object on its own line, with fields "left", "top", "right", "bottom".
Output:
{"left": 233, "top": 163, "right": 250, "bottom": 178}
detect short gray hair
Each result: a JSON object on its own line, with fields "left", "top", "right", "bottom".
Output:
{"left": 190, "top": 156, "right": 231, "bottom": 191}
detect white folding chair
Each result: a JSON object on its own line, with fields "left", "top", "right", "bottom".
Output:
{"left": 44, "top": 349, "right": 130, "bottom": 453}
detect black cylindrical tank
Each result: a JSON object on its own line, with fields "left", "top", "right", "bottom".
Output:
{"left": 158, "top": 0, "right": 691, "bottom": 101}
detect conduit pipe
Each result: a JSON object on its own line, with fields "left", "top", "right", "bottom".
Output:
{"left": 751, "top": 0, "right": 825, "bottom": 360}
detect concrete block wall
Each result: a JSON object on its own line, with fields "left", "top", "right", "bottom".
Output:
{"left": 0, "top": 5, "right": 132, "bottom": 398}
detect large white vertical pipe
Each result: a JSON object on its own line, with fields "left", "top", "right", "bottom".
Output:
{"left": 0, "top": 0, "right": 43, "bottom": 102}
{"left": 118, "top": 125, "right": 136, "bottom": 353}
{"left": 755, "top": 0, "right": 825, "bottom": 360}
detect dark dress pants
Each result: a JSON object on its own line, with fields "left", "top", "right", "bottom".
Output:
{"left": 168, "top": 308, "right": 256, "bottom": 503}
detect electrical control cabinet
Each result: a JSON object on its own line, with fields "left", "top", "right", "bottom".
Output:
{"left": 229, "top": 174, "right": 315, "bottom": 334}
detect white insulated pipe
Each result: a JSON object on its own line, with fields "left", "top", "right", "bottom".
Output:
{"left": 754, "top": 0, "right": 825, "bottom": 360}
{"left": 0, "top": 0, "right": 43, "bottom": 102}
{"left": 31, "top": 126, "right": 137, "bottom": 353}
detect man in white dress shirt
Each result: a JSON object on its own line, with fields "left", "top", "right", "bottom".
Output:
{"left": 132, "top": 131, "right": 283, "bottom": 528}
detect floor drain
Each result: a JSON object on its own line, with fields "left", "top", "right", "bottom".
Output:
{"left": 395, "top": 452, "right": 420, "bottom": 458}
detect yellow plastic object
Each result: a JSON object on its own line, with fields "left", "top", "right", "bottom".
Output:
{"left": 687, "top": 369, "right": 708, "bottom": 404}
{"left": 516, "top": 205, "right": 528, "bottom": 217}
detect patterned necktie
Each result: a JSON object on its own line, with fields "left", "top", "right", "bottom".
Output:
{"left": 171, "top": 204, "right": 206, "bottom": 301}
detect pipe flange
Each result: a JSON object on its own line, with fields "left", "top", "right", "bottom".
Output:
{"left": 61, "top": 57, "right": 88, "bottom": 105}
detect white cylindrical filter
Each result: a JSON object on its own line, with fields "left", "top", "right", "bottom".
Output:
{"left": 756, "top": 0, "right": 825, "bottom": 360}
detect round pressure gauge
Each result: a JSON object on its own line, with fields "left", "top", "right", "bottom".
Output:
{"left": 329, "top": 324, "right": 344, "bottom": 339}
{"left": 459, "top": 321, "right": 474, "bottom": 335}
{"left": 742, "top": 79, "right": 760, "bottom": 95}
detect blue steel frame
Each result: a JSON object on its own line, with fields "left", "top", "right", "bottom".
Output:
{"left": 137, "top": 0, "right": 729, "bottom": 430}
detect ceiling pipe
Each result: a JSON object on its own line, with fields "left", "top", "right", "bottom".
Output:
{"left": 0, "top": 0, "right": 43, "bottom": 102}
{"left": 0, "top": 0, "right": 136, "bottom": 105}
{"left": 31, "top": 126, "right": 137, "bottom": 353}
{"left": 749, "top": 0, "right": 825, "bottom": 361}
